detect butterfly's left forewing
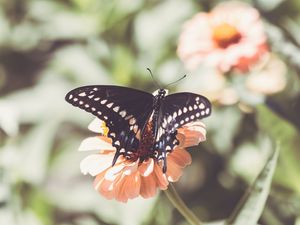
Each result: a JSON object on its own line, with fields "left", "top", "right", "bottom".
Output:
{"left": 155, "top": 92, "right": 211, "bottom": 172}
{"left": 65, "top": 85, "right": 154, "bottom": 164}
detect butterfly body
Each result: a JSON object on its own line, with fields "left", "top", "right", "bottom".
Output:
{"left": 66, "top": 85, "right": 211, "bottom": 172}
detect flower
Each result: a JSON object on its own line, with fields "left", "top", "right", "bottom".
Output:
{"left": 79, "top": 118, "right": 206, "bottom": 202}
{"left": 177, "top": 1, "right": 268, "bottom": 73}
{"left": 178, "top": 54, "right": 286, "bottom": 107}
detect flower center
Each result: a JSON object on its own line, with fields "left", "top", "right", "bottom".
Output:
{"left": 212, "top": 23, "right": 242, "bottom": 48}
{"left": 130, "top": 122, "right": 155, "bottom": 162}
{"left": 100, "top": 121, "right": 109, "bottom": 136}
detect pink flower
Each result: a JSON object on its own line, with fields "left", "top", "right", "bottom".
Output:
{"left": 79, "top": 118, "right": 206, "bottom": 202}
{"left": 184, "top": 54, "right": 286, "bottom": 106}
{"left": 177, "top": 1, "right": 268, "bottom": 72}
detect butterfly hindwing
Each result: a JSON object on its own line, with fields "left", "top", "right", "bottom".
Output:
{"left": 65, "top": 85, "right": 154, "bottom": 163}
{"left": 154, "top": 92, "right": 211, "bottom": 171}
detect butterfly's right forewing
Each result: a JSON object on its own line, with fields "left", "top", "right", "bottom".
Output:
{"left": 65, "top": 85, "right": 154, "bottom": 164}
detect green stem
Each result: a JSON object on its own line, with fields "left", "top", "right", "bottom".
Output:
{"left": 164, "top": 183, "right": 203, "bottom": 225}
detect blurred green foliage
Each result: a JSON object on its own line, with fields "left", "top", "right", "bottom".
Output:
{"left": 0, "top": 0, "right": 300, "bottom": 225}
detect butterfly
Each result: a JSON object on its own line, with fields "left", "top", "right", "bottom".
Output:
{"left": 65, "top": 85, "right": 211, "bottom": 173}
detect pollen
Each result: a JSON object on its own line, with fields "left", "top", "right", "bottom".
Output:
{"left": 212, "top": 23, "right": 242, "bottom": 48}
{"left": 100, "top": 121, "right": 109, "bottom": 136}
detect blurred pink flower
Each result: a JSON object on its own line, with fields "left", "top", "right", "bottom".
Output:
{"left": 79, "top": 118, "right": 206, "bottom": 202}
{"left": 177, "top": 1, "right": 268, "bottom": 72}
{"left": 179, "top": 54, "right": 286, "bottom": 107}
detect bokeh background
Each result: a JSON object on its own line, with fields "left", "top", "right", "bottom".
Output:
{"left": 0, "top": 0, "right": 300, "bottom": 225}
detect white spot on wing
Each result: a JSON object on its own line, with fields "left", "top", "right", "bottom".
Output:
{"left": 199, "top": 103, "right": 205, "bottom": 109}
{"left": 79, "top": 92, "right": 86, "bottom": 97}
{"left": 94, "top": 97, "right": 100, "bottom": 101}
{"left": 183, "top": 107, "right": 187, "bottom": 113}
{"left": 173, "top": 112, "right": 177, "bottom": 118}
{"left": 119, "top": 110, "right": 126, "bottom": 117}
{"left": 107, "top": 103, "right": 113, "bottom": 108}
{"left": 69, "top": 94, "right": 73, "bottom": 99}
{"left": 113, "top": 106, "right": 120, "bottom": 112}
{"left": 206, "top": 108, "right": 210, "bottom": 114}
{"left": 101, "top": 99, "right": 107, "bottom": 104}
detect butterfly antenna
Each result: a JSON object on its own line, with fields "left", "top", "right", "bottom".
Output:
{"left": 164, "top": 74, "right": 187, "bottom": 88}
{"left": 147, "top": 68, "right": 161, "bottom": 89}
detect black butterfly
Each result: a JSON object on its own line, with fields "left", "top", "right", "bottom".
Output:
{"left": 65, "top": 85, "right": 211, "bottom": 173}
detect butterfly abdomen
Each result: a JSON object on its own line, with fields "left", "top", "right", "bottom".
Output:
{"left": 128, "top": 121, "right": 156, "bottom": 162}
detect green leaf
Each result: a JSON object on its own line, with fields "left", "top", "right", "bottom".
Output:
{"left": 29, "top": 190, "right": 53, "bottom": 225}
{"left": 204, "top": 221, "right": 261, "bottom": 225}
{"left": 257, "top": 105, "right": 300, "bottom": 193}
{"left": 226, "top": 147, "right": 279, "bottom": 225}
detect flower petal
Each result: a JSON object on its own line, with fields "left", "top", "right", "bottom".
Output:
{"left": 122, "top": 159, "right": 139, "bottom": 176}
{"left": 177, "top": 122, "right": 206, "bottom": 147}
{"left": 78, "top": 136, "right": 115, "bottom": 151}
{"left": 80, "top": 153, "right": 114, "bottom": 176}
{"left": 104, "top": 163, "right": 126, "bottom": 181}
{"left": 166, "top": 157, "right": 184, "bottom": 182}
{"left": 114, "top": 174, "right": 130, "bottom": 202}
{"left": 123, "top": 172, "right": 141, "bottom": 199}
{"left": 93, "top": 171, "right": 105, "bottom": 190}
{"left": 99, "top": 174, "right": 123, "bottom": 200}
{"left": 154, "top": 163, "right": 169, "bottom": 190}
{"left": 176, "top": 133, "right": 186, "bottom": 148}
{"left": 140, "top": 174, "right": 157, "bottom": 199}
{"left": 138, "top": 158, "right": 154, "bottom": 177}
{"left": 88, "top": 118, "right": 105, "bottom": 133}
{"left": 168, "top": 148, "right": 192, "bottom": 168}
